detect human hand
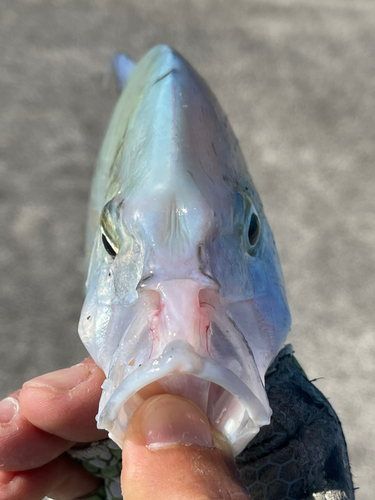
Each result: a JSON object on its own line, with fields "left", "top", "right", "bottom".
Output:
{"left": 0, "top": 358, "right": 251, "bottom": 499}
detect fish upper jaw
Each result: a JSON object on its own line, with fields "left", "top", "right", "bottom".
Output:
{"left": 146, "top": 279, "right": 214, "bottom": 358}
{"left": 95, "top": 278, "right": 272, "bottom": 455}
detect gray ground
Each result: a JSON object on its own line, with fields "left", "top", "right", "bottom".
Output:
{"left": 0, "top": 1, "right": 374, "bottom": 498}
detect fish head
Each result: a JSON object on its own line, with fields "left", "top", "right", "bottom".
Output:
{"left": 79, "top": 46, "right": 291, "bottom": 455}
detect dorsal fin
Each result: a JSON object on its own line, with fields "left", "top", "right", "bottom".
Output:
{"left": 112, "top": 52, "right": 135, "bottom": 90}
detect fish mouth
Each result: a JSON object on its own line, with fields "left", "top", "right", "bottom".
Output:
{"left": 97, "top": 339, "right": 271, "bottom": 456}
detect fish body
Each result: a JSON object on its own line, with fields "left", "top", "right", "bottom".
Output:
{"left": 79, "top": 45, "right": 291, "bottom": 455}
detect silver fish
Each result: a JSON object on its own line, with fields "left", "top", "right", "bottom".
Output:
{"left": 78, "top": 45, "right": 291, "bottom": 456}
{"left": 71, "top": 46, "right": 354, "bottom": 500}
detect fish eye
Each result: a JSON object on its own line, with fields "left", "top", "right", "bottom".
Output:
{"left": 102, "top": 233, "right": 118, "bottom": 258}
{"left": 248, "top": 211, "right": 260, "bottom": 247}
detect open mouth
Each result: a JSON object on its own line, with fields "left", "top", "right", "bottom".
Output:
{"left": 97, "top": 339, "right": 271, "bottom": 455}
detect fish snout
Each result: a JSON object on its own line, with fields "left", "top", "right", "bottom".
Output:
{"left": 97, "top": 279, "right": 272, "bottom": 455}
{"left": 144, "top": 279, "right": 217, "bottom": 358}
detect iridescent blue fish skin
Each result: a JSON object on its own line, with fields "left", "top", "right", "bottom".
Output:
{"left": 79, "top": 45, "right": 291, "bottom": 455}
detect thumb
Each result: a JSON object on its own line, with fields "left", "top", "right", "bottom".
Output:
{"left": 121, "top": 394, "right": 251, "bottom": 500}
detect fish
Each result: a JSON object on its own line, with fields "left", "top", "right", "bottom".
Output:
{"left": 71, "top": 46, "right": 354, "bottom": 500}
{"left": 78, "top": 44, "right": 292, "bottom": 456}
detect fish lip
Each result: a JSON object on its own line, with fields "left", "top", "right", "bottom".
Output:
{"left": 97, "top": 339, "right": 271, "bottom": 455}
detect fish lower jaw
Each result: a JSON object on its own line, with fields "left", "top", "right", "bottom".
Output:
{"left": 97, "top": 340, "right": 271, "bottom": 456}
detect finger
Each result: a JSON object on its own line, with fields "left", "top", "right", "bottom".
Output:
{"left": 121, "top": 394, "right": 251, "bottom": 500}
{"left": 0, "top": 391, "right": 74, "bottom": 471}
{"left": 19, "top": 358, "right": 107, "bottom": 443}
{"left": 0, "top": 454, "right": 101, "bottom": 500}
